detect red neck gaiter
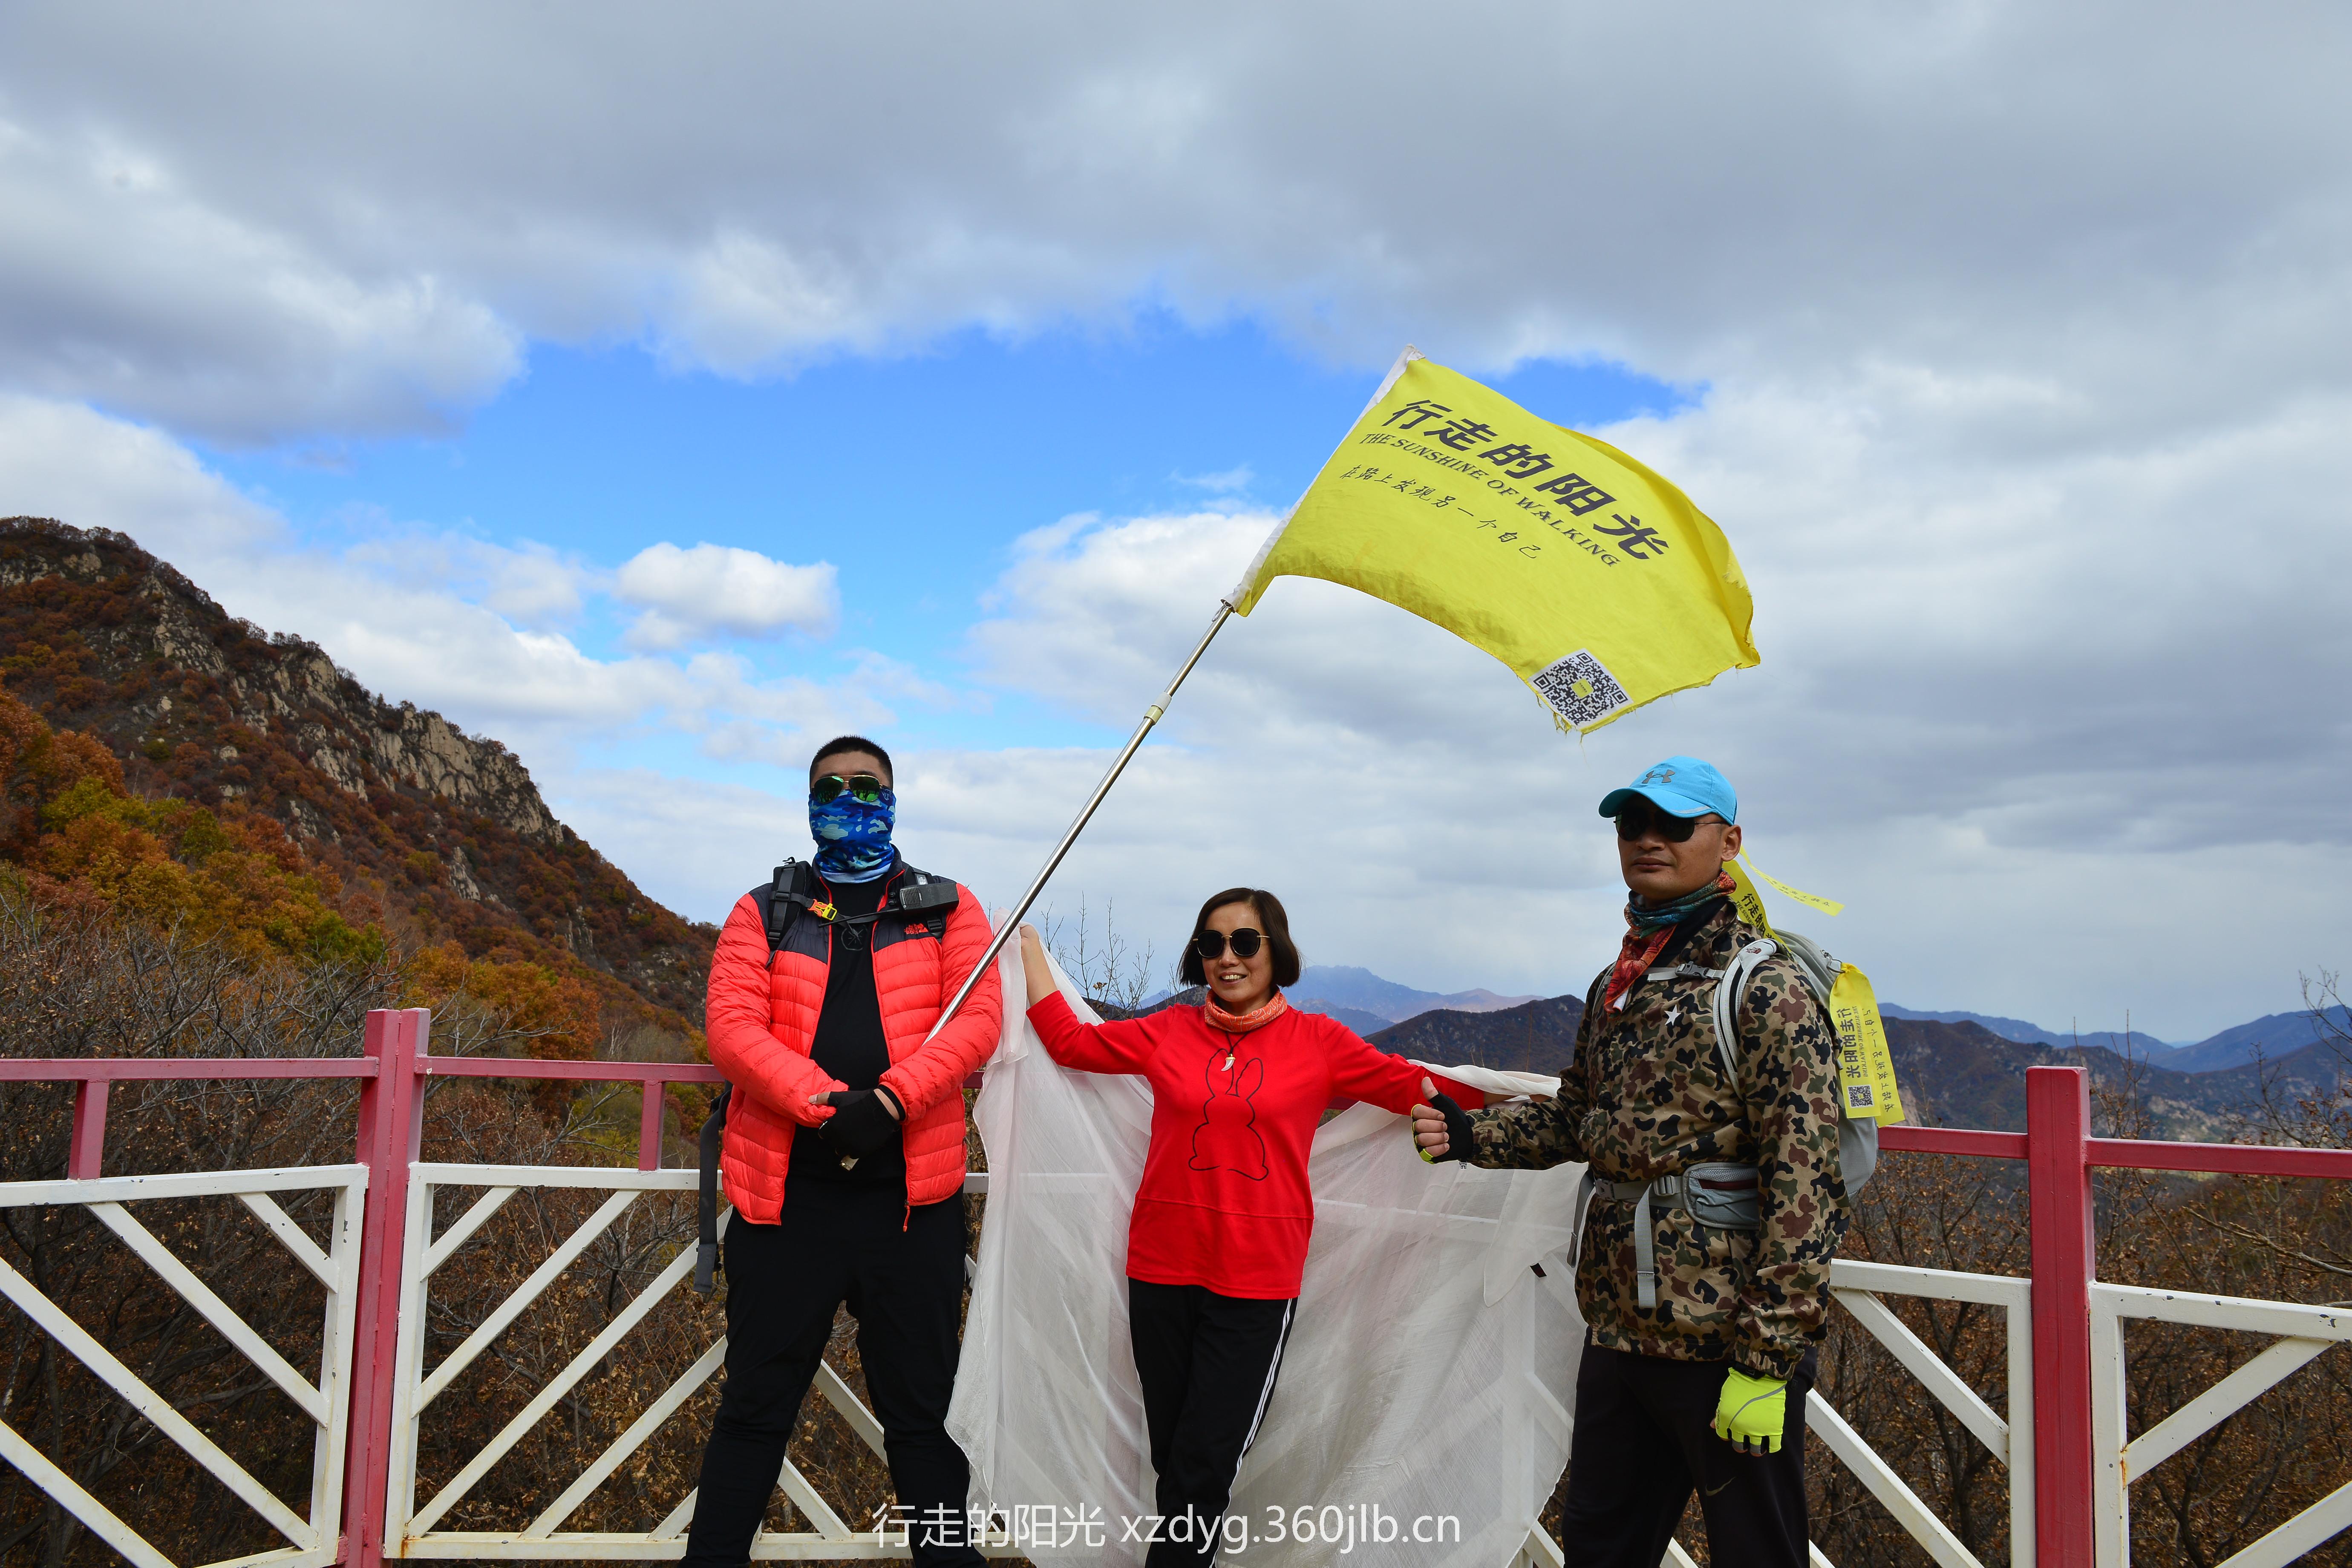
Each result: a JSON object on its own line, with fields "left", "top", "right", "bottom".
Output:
{"left": 1603, "top": 928, "right": 1676, "bottom": 1014}
{"left": 1603, "top": 872, "right": 1734, "bottom": 1012}
{"left": 1204, "top": 992, "right": 1291, "bottom": 1034}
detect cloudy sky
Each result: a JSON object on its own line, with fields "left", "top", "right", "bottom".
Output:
{"left": 2, "top": 1, "right": 2347, "bottom": 1041}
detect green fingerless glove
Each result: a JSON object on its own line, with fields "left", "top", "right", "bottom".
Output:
{"left": 1711, "top": 1367, "right": 1788, "bottom": 1455}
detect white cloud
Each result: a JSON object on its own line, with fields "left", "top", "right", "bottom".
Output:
{"left": 0, "top": 391, "right": 284, "bottom": 554}
{"left": 613, "top": 541, "right": 839, "bottom": 651}
{"left": 0, "top": 3, "right": 2342, "bottom": 435}
{"left": 1177, "top": 464, "right": 1254, "bottom": 494}
{"left": 0, "top": 116, "right": 519, "bottom": 444}
{"left": 478, "top": 541, "right": 590, "bottom": 625}
{"left": 0, "top": 398, "right": 888, "bottom": 767}
{"left": 343, "top": 531, "right": 591, "bottom": 629}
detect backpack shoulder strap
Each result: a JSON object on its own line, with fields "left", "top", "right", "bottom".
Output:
{"left": 1709, "top": 927, "right": 1884, "bottom": 1193}
{"left": 886, "top": 862, "right": 960, "bottom": 918}
{"left": 693, "top": 1084, "right": 731, "bottom": 1296}
{"left": 1710, "top": 939, "right": 1780, "bottom": 1089}
{"left": 755, "top": 859, "right": 821, "bottom": 963}
{"left": 1642, "top": 962, "right": 1726, "bottom": 987}
{"left": 1581, "top": 967, "right": 1613, "bottom": 1026}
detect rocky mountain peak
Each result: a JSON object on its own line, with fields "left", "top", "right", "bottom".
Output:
{"left": 0, "top": 516, "right": 712, "bottom": 1023}
{"left": 0, "top": 518, "right": 559, "bottom": 844}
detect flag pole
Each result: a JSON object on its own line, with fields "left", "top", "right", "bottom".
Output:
{"left": 926, "top": 598, "right": 1236, "bottom": 1038}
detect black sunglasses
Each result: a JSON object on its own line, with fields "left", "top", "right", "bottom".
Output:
{"left": 1192, "top": 928, "right": 1268, "bottom": 961}
{"left": 1613, "top": 800, "right": 1721, "bottom": 844}
{"left": 812, "top": 772, "right": 891, "bottom": 805}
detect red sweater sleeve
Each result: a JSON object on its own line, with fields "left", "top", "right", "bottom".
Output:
{"left": 1319, "top": 1016, "right": 1487, "bottom": 1113}
{"left": 1027, "top": 992, "right": 1161, "bottom": 1075}
{"left": 705, "top": 894, "right": 841, "bottom": 1126}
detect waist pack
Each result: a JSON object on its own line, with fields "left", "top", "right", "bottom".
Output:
{"left": 1578, "top": 1162, "right": 1763, "bottom": 1310}
{"left": 692, "top": 858, "right": 960, "bottom": 1297}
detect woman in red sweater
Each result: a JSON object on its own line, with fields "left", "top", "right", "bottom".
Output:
{"left": 1016, "top": 887, "right": 1481, "bottom": 1567}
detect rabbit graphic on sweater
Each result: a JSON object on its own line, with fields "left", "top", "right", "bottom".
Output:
{"left": 1188, "top": 1052, "right": 1269, "bottom": 1180}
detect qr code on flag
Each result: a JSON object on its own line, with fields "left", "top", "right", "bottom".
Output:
{"left": 1846, "top": 1084, "right": 1876, "bottom": 1110}
{"left": 1531, "top": 649, "right": 1630, "bottom": 729}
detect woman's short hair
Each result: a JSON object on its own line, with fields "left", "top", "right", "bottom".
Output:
{"left": 1180, "top": 887, "right": 1303, "bottom": 989}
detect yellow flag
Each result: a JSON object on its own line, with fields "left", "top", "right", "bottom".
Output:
{"left": 1828, "top": 965, "right": 1906, "bottom": 1125}
{"left": 1736, "top": 852, "right": 1844, "bottom": 917}
{"left": 1725, "top": 861, "right": 1776, "bottom": 935}
{"left": 1231, "top": 350, "right": 1758, "bottom": 732}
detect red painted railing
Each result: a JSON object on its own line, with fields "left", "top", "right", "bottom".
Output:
{"left": 6, "top": 1023, "right": 2352, "bottom": 1565}
{"left": 1879, "top": 1069, "right": 2352, "bottom": 1568}
{"left": 351, "top": 1013, "right": 725, "bottom": 1568}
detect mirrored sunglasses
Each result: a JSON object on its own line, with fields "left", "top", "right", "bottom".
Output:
{"left": 812, "top": 772, "right": 890, "bottom": 806}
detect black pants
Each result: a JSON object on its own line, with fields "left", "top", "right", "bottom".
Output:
{"left": 1561, "top": 1342, "right": 1818, "bottom": 1568}
{"left": 1127, "top": 1279, "right": 1296, "bottom": 1568}
{"left": 684, "top": 1184, "right": 981, "bottom": 1568}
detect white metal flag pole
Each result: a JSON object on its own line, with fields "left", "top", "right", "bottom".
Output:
{"left": 924, "top": 598, "right": 1236, "bottom": 1041}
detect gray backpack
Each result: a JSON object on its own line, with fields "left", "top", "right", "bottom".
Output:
{"left": 1708, "top": 931, "right": 1880, "bottom": 1194}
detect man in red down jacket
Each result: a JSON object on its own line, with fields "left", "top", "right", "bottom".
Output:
{"left": 684, "top": 735, "right": 1002, "bottom": 1568}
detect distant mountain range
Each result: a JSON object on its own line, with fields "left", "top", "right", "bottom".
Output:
{"left": 2158, "top": 1008, "right": 2352, "bottom": 1072}
{"left": 1871, "top": 1018, "right": 2343, "bottom": 1139}
{"left": 1877, "top": 1005, "right": 2177, "bottom": 1055}
{"left": 1879, "top": 1003, "right": 2351, "bottom": 1073}
{"left": 1288, "top": 965, "right": 1539, "bottom": 1025}
{"left": 1307, "top": 968, "right": 2349, "bottom": 1077}
{"left": 1369, "top": 994, "right": 1585, "bottom": 1077}
{"left": 1352, "top": 997, "right": 2343, "bottom": 1141}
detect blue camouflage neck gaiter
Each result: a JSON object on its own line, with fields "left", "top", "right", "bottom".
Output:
{"left": 810, "top": 785, "right": 898, "bottom": 883}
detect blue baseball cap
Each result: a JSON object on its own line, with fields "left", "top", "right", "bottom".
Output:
{"left": 1598, "top": 756, "right": 1737, "bottom": 824}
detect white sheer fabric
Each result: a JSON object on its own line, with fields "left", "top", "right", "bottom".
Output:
{"left": 948, "top": 942, "right": 1589, "bottom": 1567}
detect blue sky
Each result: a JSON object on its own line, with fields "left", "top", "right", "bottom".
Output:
{"left": 204, "top": 323, "right": 1690, "bottom": 769}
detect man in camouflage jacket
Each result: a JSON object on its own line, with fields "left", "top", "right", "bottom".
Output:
{"left": 1413, "top": 755, "right": 1849, "bottom": 1568}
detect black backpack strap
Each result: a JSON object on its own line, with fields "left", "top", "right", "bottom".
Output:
{"left": 693, "top": 1083, "right": 731, "bottom": 1296}
{"left": 756, "top": 859, "right": 823, "bottom": 969}
{"left": 804, "top": 862, "right": 962, "bottom": 934}
{"left": 887, "top": 861, "right": 960, "bottom": 920}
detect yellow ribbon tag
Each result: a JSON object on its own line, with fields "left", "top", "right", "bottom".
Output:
{"left": 1725, "top": 861, "right": 1776, "bottom": 936}
{"left": 1737, "top": 853, "right": 1844, "bottom": 917}
{"left": 1827, "top": 963, "right": 1905, "bottom": 1124}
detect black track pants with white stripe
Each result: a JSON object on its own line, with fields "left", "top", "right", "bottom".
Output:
{"left": 1127, "top": 1279, "right": 1297, "bottom": 1568}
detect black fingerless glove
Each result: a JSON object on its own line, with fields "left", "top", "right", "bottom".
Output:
{"left": 819, "top": 1088, "right": 902, "bottom": 1160}
{"left": 1427, "top": 1091, "right": 1475, "bottom": 1164}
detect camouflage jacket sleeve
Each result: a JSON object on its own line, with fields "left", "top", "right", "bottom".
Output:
{"left": 1463, "top": 978, "right": 1597, "bottom": 1170}
{"left": 1729, "top": 956, "right": 1852, "bottom": 1378}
